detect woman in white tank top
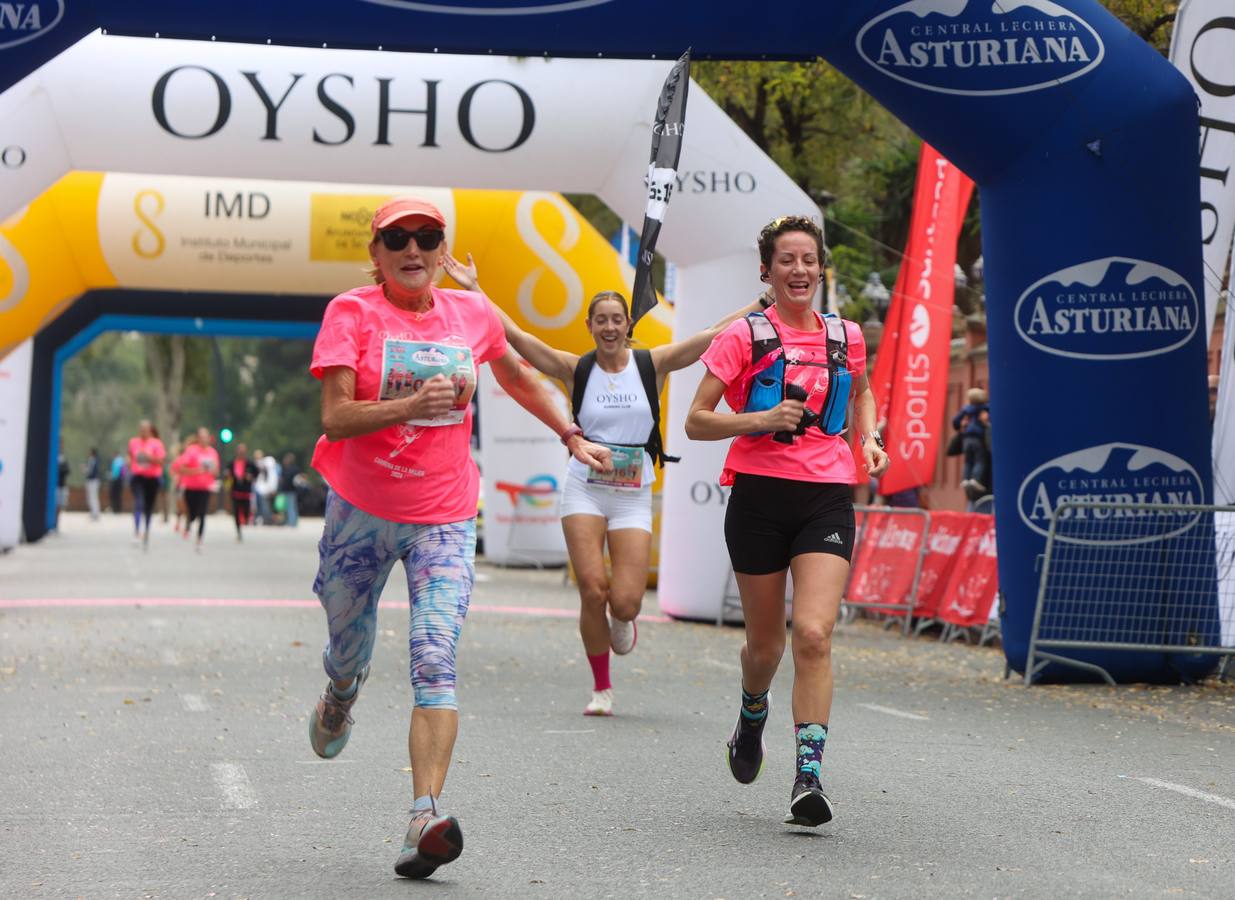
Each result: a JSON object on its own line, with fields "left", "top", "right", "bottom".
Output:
{"left": 445, "top": 254, "right": 761, "bottom": 717}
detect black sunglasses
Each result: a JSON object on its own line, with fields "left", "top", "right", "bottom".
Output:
{"left": 377, "top": 228, "right": 445, "bottom": 252}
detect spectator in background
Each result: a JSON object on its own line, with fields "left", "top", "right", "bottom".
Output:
{"left": 55, "top": 444, "right": 70, "bottom": 527}
{"left": 253, "top": 449, "right": 279, "bottom": 525}
{"left": 83, "top": 448, "right": 102, "bottom": 521}
{"left": 228, "top": 443, "right": 258, "bottom": 541}
{"left": 880, "top": 485, "right": 922, "bottom": 508}
{"left": 171, "top": 434, "right": 191, "bottom": 535}
{"left": 278, "top": 452, "right": 304, "bottom": 527}
{"left": 109, "top": 451, "right": 126, "bottom": 514}
{"left": 952, "top": 387, "right": 991, "bottom": 506}
{"left": 1210, "top": 374, "right": 1220, "bottom": 425}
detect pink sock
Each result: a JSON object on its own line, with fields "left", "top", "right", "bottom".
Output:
{"left": 587, "top": 652, "right": 612, "bottom": 691}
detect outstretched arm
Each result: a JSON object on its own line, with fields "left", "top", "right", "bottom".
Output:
{"left": 489, "top": 348, "right": 612, "bottom": 472}
{"left": 442, "top": 252, "right": 579, "bottom": 385}
{"left": 649, "top": 293, "right": 768, "bottom": 382}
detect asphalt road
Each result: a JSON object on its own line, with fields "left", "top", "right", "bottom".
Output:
{"left": 1, "top": 512, "right": 1233, "bottom": 899}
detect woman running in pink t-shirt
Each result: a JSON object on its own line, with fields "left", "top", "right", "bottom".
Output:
{"left": 305, "top": 197, "right": 611, "bottom": 882}
{"left": 126, "top": 419, "right": 165, "bottom": 550}
{"left": 686, "top": 216, "right": 889, "bottom": 830}
{"left": 171, "top": 427, "right": 219, "bottom": 553}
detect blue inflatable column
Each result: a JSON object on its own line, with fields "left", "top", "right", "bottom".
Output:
{"left": 820, "top": 1, "right": 1217, "bottom": 681}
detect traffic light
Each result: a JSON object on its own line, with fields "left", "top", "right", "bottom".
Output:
{"left": 219, "top": 427, "right": 234, "bottom": 444}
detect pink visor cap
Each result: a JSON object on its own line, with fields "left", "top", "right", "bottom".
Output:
{"left": 370, "top": 197, "right": 447, "bottom": 233}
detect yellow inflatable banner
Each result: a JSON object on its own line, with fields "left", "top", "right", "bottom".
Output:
{"left": 0, "top": 173, "right": 672, "bottom": 359}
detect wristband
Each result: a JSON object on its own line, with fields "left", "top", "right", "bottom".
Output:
{"left": 861, "top": 431, "right": 884, "bottom": 450}
{"left": 559, "top": 425, "right": 585, "bottom": 446}
{"left": 758, "top": 292, "right": 774, "bottom": 309}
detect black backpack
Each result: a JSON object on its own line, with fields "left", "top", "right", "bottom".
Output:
{"left": 571, "top": 349, "right": 679, "bottom": 467}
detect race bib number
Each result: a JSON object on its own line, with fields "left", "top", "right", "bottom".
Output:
{"left": 587, "top": 444, "right": 644, "bottom": 490}
{"left": 380, "top": 339, "right": 475, "bottom": 427}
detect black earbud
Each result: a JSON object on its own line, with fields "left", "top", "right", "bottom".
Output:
{"left": 760, "top": 271, "right": 770, "bottom": 283}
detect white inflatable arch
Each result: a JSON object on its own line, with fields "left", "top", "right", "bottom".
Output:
{"left": 0, "top": 31, "right": 816, "bottom": 620}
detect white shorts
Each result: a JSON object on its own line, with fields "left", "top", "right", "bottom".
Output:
{"left": 559, "top": 465, "right": 653, "bottom": 533}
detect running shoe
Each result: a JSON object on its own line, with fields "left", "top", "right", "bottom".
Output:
{"left": 784, "top": 772, "right": 834, "bottom": 827}
{"left": 726, "top": 701, "right": 768, "bottom": 785}
{"left": 609, "top": 617, "right": 637, "bottom": 655}
{"left": 308, "top": 665, "right": 369, "bottom": 759}
{"left": 394, "top": 806, "right": 464, "bottom": 879}
{"left": 583, "top": 688, "right": 613, "bottom": 717}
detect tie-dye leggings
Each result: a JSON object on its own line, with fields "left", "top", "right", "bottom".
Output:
{"left": 313, "top": 491, "right": 476, "bottom": 710}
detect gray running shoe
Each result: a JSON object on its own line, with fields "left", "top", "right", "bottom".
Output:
{"left": 308, "top": 665, "right": 369, "bottom": 759}
{"left": 394, "top": 805, "right": 464, "bottom": 879}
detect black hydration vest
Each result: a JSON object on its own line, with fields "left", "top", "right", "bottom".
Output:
{"left": 571, "top": 349, "right": 679, "bottom": 467}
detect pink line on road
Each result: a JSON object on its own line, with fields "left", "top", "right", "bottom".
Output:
{"left": 0, "top": 597, "right": 671, "bottom": 622}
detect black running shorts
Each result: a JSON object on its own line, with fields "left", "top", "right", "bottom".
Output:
{"left": 723, "top": 473, "right": 855, "bottom": 575}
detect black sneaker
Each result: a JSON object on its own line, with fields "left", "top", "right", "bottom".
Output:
{"left": 785, "top": 772, "right": 834, "bottom": 827}
{"left": 726, "top": 706, "right": 768, "bottom": 784}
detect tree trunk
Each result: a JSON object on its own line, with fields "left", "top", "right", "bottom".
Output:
{"left": 143, "top": 335, "right": 186, "bottom": 448}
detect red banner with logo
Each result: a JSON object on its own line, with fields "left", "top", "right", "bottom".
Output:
{"left": 911, "top": 509, "right": 970, "bottom": 620}
{"left": 861, "top": 143, "right": 973, "bottom": 493}
{"left": 846, "top": 509, "right": 928, "bottom": 615}
{"left": 937, "top": 514, "right": 998, "bottom": 627}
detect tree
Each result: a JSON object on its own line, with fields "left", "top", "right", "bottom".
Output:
{"left": 694, "top": 59, "right": 920, "bottom": 317}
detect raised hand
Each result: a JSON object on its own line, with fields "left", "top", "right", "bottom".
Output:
{"left": 441, "top": 252, "right": 479, "bottom": 292}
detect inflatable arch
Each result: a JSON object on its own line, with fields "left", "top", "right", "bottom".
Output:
{"left": 0, "top": 2, "right": 1219, "bottom": 682}
{"left": 1, "top": 172, "right": 679, "bottom": 535}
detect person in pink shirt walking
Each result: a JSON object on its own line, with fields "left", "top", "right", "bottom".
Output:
{"left": 171, "top": 427, "right": 220, "bottom": 553}
{"left": 686, "top": 216, "right": 888, "bottom": 829}
{"left": 305, "top": 196, "right": 611, "bottom": 881}
{"left": 127, "top": 419, "right": 166, "bottom": 550}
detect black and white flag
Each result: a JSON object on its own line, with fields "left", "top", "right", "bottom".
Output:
{"left": 630, "top": 48, "right": 691, "bottom": 327}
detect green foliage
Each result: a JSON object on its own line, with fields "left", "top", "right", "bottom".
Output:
{"left": 59, "top": 332, "right": 320, "bottom": 486}
{"left": 60, "top": 332, "right": 154, "bottom": 476}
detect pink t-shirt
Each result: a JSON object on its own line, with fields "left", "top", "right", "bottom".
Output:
{"left": 174, "top": 444, "right": 220, "bottom": 491}
{"left": 310, "top": 284, "right": 507, "bottom": 524}
{"left": 700, "top": 306, "right": 867, "bottom": 486}
{"left": 128, "top": 436, "right": 166, "bottom": 479}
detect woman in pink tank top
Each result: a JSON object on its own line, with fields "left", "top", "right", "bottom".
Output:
{"left": 687, "top": 215, "right": 889, "bottom": 830}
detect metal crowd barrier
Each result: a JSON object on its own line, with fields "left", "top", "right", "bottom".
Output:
{"left": 841, "top": 505, "right": 931, "bottom": 635}
{"left": 1025, "top": 501, "right": 1235, "bottom": 686}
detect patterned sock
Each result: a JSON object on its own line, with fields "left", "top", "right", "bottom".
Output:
{"left": 794, "top": 722, "right": 828, "bottom": 779}
{"left": 587, "top": 652, "right": 612, "bottom": 691}
{"left": 740, "top": 686, "right": 769, "bottom": 725}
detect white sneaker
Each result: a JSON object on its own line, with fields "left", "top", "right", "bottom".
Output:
{"left": 583, "top": 689, "right": 613, "bottom": 717}
{"left": 609, "top": 618, "right": 637, "bottom": 655}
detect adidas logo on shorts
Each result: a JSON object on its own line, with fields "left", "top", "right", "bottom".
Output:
{"left": 824, "top": 532, "right": 843, "bottom": 545}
